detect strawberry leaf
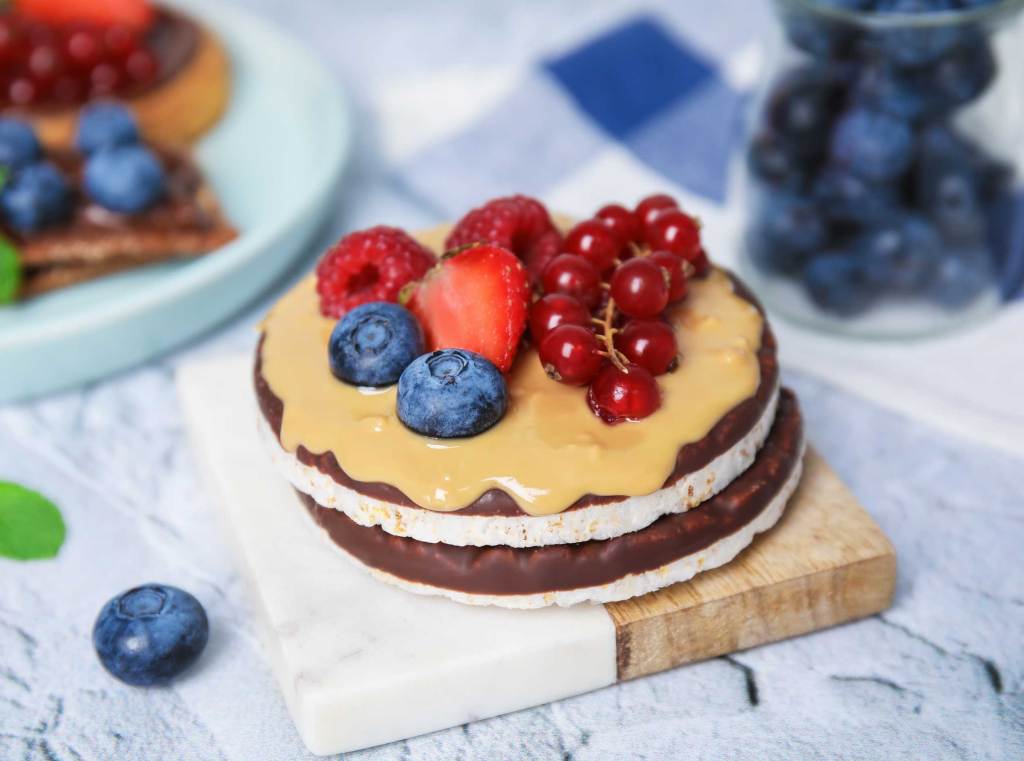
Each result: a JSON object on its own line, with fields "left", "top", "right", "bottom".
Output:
{"left": 0, "top": 482, "right": 66, "bottom": 561}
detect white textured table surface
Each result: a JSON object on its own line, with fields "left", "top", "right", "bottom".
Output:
{"left": 2, "top": 1, "right": 1023, "bottom": 760}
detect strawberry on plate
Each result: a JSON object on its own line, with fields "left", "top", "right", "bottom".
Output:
{"left": 404, "top": 243, "right": 530, "bottom": 373}
{"left": 17, "top": 0, "right": 155, "bottom": 28}
{"left": 445, "top": 195, "right": 562, "bottom": 281}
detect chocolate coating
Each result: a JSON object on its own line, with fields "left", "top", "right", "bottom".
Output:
{"left": 302, "top": 389, "right": 803, "bottom": 596}
{"left": 255, "top": 273, "right": 779, "bottom": 516}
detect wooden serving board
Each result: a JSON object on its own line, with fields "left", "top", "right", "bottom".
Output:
{"left": 178, "top": 356, "right": 896, "bottom": 756}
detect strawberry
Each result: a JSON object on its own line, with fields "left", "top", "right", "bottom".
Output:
{"left": 445, "top": 195, "right": 561, "bottom": 281}
{"left": 404, "top": 244, "right": 530, "bottom": 373}
{"left": 17, "top": 0, "right": 154, "bottom": 28}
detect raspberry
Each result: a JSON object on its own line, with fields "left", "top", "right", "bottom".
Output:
{"left": 316, "top": 226, "right": 436, "bottom": 318}
{"left": 446, "top": 195, "right": 561, "bottom": 278}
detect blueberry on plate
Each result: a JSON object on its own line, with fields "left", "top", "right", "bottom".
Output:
{"left": 93, "top": 584, "right": 209, "bottom": 687}
{"left": 767, "top": 66, "right": 847, "bottom": 158}
{"left": 858, "top": 215, "right": 941, "bottom": 293}
{"left": 749, "top": 194, "right": 830, "bottom": 274}
{"left": 76, "top": 102, "right": 140, "bottom": 155}
{"left": 329, "top": 302, "right": 424, "bottom": 386}
{"left": 927, "top": 244, "right": 994, "bottom": 308}
{"left": 830, "top": 107, "right": 914, "bottom": 182}
{"left": 812, "top": 164, "right": 900, "bottom": 225}
{"left": 84, "top": 145, "right": 166, "bottom": 214}
{"left": 803, "top": 252, "right": 875, "bottom": 316}
{"left": 0, "top": 162, "right": 72, "bottom": 233}
{"left": 0, "top": 118, "right": 41, "bottom": 171}
{"left": 397, "top": 349, "right": 508, "bottom": 438}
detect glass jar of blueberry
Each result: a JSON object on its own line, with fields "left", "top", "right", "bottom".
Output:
{"left": 742, "top": 0, "right": 1024, "bottom": 337}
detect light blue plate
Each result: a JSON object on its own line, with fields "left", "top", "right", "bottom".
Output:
{"left": 0, "top": 0, "right": 352, "bottom": 402}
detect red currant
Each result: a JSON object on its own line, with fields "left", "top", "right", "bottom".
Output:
{"left": 104, "top": 24, "right": 139, "bottom": 61}
{"left": 529, "top": 293, "right": 591, "bottom": 343}
{"left": 644, "top": 209, "right": 702, "bottom": 260}
{"left": 587, "top": 362, "right": 661, "bottom": 424}
{"left": 563, "top": 219, "right": 620, "bottom": 272}
{"left": 691, "top": 248, "right": 711, "bottom": 278}
{"left": 65, "top": 28, "right": 102, "bottom": 70}
{"left": 595, "top": 204, "right": 640, "bottom": 248}
{"left": 89, "top": 61, "right": 122, "bottom": 94}
{"left": 0, "top": 17, "right": 27, "bottom": 64}
{"left": 27, "top": 42, "right": 64, "bottom": 85}
{"left": 609, "top": 258, "right": 669, "bottom": 319}
{"left": 539, "top": 325, "right": 603, "bottom": 386}
{"left": 8, "top": 76, "right": 39, "bottom": 105}
{"left": 52, "top": 73, "right": 86, "bottom": 104}
{"left": 541, "top": 254, "right": 602, "bottom": 309}
{"left": 616, "top": 320, "right": 678, "bottom": 375}
{"left": 648, "top": 250, "right": 688, "bottom": 302}
{"left": 635, "top": 194, "right": 678, "bottom": 228}
{"left": 126, "top": 48, "right": 158, "bottom": 85}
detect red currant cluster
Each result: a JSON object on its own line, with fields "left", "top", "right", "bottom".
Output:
{"left": 0, "top": 14, "right": 158, "bottom": 107}
{"left": 530, "top": 194, "right": 710, "bottom": 424}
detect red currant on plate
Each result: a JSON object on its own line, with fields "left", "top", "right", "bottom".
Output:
{"left": 691, "top": 247, "right": 711, "bottom": 277}
{"left": 595, "top": 204, "right": 640, "bottom": 248}
{"left": 644, "top": 209, "right": 701, "bottom": 260}
{"left": 65, "top": 28, "right": 103, "bottom": 70}
{"left": 563, "top": 219, "right": 620, "bottom": 272}
{"left": 609, "top": 258, "right": 669, "bottom": 319}
{"left": 539, "top": 324, "right": 603, "bottom": 385}
{"left": 648, "top": 250, "right": 688, "bottom": 302}
{"left": 529, "top": 293, "right": 591, "bottom": 343}
{"left": 587, "top": 362, "right": 661, "bottom": 424}
{"left": 541, "top": 253, "right": 602, "bottom": 309}
{"left": 616, "top": 319, "right": 678, "bottom": 375}
{"left": 635, "top": 193, "right": 678, "bottom": 229}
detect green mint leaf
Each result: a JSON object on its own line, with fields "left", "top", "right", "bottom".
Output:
{"left": 0, "top": 482, "right": 66, "bottom": 561}
{"left": 0, "top": 237, "right": 21, "bottom": 305}
{"left": 0, "top": 165, "right": 9, "bottom": 192}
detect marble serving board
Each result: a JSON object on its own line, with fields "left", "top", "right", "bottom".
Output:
{"left": 177, "top": 355, "right": 896, "bottom": 756}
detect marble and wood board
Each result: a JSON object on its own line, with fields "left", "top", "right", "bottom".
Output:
{"left": 178, "top": 355, "right": 896, "bottom": 756}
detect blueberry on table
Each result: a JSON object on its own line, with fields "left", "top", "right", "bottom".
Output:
{"left": 84, "top": 144, "right": 167, "bottom": 214}
{"left": 812, "top": 165, "right": 900, "bottom": 225}
{"left": 803, "top": 252, "right": 875, "bottom": 316}
{"left": 93, "top": 584, "right": 209, "bottom": 687}
{"left": 749, "top": 194, "right": 830, "bottom": 274}
{"left": 0, "top": 118, "right": 41, "bottom": 171}
{"left": 397, "top": 349, "right": 508, "bottom": 438}
{"left": 858, "top": 215, "right": 941, "bottom": 293}
{"left": 328, "top": 302, "right": 424, "bottom": 387}
{"left": 0, "top": 162, "right": 72, "bottom": 233}
{"left": 76, "top": 102, "right": 140, "bottom": 155}
{"left": 830, "top": 107, "right": 914, "bottom": 182}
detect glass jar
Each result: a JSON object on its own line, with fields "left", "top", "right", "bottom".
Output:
{"left": 740, "top": 0, "right": 1024, "bottom": 338}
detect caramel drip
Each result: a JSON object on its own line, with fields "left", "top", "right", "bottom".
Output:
{"left": 259, "top": 226, "right": 763, "bottom": 515}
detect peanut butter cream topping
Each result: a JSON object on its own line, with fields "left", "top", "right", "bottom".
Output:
{"left": 259, "top": 226, "right": 764, "bottom": 516}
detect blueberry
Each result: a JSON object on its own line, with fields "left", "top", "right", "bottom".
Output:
{"left": 874, "top": 0, "right": 960, "bottom": 67}
{"left": 0, "top": 118, "right": 41, "bottom": 171}
{"left": 0, "top": 162, "right": 72, "bottom": 233}
{"left": 803, "top": 252, "right": 875, "bottom": 316}
{"left": 926, "top": 39, "right": 996, "bottom": 112}
{"left": 812, "top": 165, "right": 900, "bottom": 225}
{"left": 854, "top": 63, "right": 932, "bottom": 121}
{"left": 93, "top": 584, "right": 209, "bottom": 687}
{"left": 782, "top": 3, "right": 868, "bottom": 60}
{"left": 767, "top": 67, "right": 847, "bottom": 159}
{"left": 76, "top": 103, "right": 140, "bottom": 155}
{"left": 858, "top": 215, "right": 941, "bottom": 293}
{"left": 329, "top": 302, "right": 424, "bottom": 387}
{"left": 397, "top": 349, "right": 508, "bottom": 438}
{"left": 927, "top": 245, "right": 994, "bottom": 308}
{"left": 749, "top": 194, "right": 830, "bottom": 274}
{"left": 747, "top": 130, "right": 811, "bottom": 189}
{"left": 84, "top": 145, "right": 166, "bottom": 213}
{"left": 830, "top": 107, "right": 914, "bottom": 182}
